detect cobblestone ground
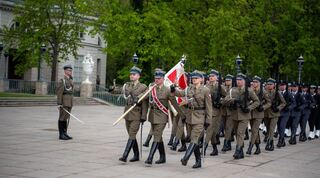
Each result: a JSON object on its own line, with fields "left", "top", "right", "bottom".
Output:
{"left": 0, "top": 105, "right": 319, "bottom": 178}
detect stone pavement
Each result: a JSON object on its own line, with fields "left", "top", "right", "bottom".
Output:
{"left": 0, "top": 105, "right": 319, "bottom": 178}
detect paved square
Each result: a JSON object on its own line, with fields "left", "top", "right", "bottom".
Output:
{"left": 0, "top": 105, "right": 320, "bottom": 178}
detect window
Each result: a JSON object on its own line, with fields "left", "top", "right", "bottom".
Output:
{"left": 79, "top": 31, "right": 85, "bottom": 39}
{"left": 73, "top": 55, "right": 84, "bottom": 82}
{"left": 98, "top": 37, "right": 102, "bottom": 46}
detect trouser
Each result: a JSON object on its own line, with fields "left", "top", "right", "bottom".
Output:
{"left": 264, "top": 117, "right": 278, "bottom": 140}
{"left": 277, "top": 112, "right": 290, "bottom": 139}
{"left": 175, "top": 117, "right": 186, "bottom": 140}
{"left": 233, "top": 120, "right": 249, "bottom": 147}
{"left": 290, "top": 112, "right": 301, "bottom": 135}
{"left": 300, "top": 110, "right": 311, "bottom": 134}
{"left": 170, "top": 115, "right": 179, "bottom": 137}
{"left": 205, "top": 115, "right": 221, "bottom": 144}
{"left": 308, "top": 109, "right": 318, "bottom": 132}
{"left": 125, "top": 120, "right": 140, "bottom": 140}
{"left": 188, "top": 123, "right": 204, "bottom": 144}
{"left": 286, "top": 115, "right": 293, "bottom": 130}
{"left": 59, "top": 106, "right": 72, "bottom": 121}
{"left": 250, "top": 118, "right": 263, "bottom": 144}
{"left": 151, "top": 123, "right": 166, "bottom": 142}
{"left": 222, "top": 114, "right": 233, "bottom": 140}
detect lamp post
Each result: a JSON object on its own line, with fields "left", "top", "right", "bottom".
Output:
{"left": 38, "top": 44, "right": 46, "bottom": 81}
{"left": 4, "top": 51, "right": 9, "bottom": 79}
{"left": 296, "top": 54, "right": 304, "bottom": 84}
{"left": 235, "top": 54, "right": 242, "bottom": 74}
{"left": 132, "top": 53, "right": 139, "bottom": 66}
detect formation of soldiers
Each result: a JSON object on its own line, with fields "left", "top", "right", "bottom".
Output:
{"left": 56, "top": 64, "right": 320, "bottom": 169}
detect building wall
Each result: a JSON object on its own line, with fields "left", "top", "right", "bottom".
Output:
{"left": 0, "top": 0, "right": 107, "bottom": 86}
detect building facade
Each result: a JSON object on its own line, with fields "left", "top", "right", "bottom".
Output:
{"left": 0, "top": 0, "right": 107, "bottom": 86}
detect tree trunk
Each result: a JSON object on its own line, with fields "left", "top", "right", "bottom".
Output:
{"left": 51, "top": 49, "right": 59, "bottom": 82}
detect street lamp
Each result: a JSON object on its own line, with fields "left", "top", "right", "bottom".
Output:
{"left": 38, "top": 44, "right": 46, "bottom": 81}
{"left": 4, "top": 51, "right": 9, "bottom": 79}
{"left": 132, "top": 53, "right": 139, "bottom": 66}
{"left": 235, "top": 54, "right": 242, "bottom": 74}
{"left": 296, "top": 54, "right": 304, "bottom": 84}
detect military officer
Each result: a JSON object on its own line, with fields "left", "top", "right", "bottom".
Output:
{"left": 119, "top": 66, "right": 148, "bottom": 163}
{"left": 277, "top": 80, "right": 295, "bottom": 148}
{"left": 203, "top": 69, "right": 227, "bottom": 156}
{"left": 264, "top": 78, "right": 286, "bottom": 151}
{"left": 308, "top": 85, "right": 318, "bottom": 140}
{"left": 171, "top": 70, "right": 212, "bottom": 168}
{"left": 221, "top": 74, "right": 234, "bottom": 152}
{"left": 246, "top": 76, "right": 271, "bottom": 155}
{"left": 315, "top": 86, "right": 320, "bottom": 138}
{"left": 299, "top": 84, "right": 314, "bottom": 142}
{"left": 56, "top": 64, "right": 74, "bottom": 140}
{"left": 144, "top": 69, "right": 182, "bottom": 165}
{"left": 223, "top": 73, "right": 259, "bottom": 159}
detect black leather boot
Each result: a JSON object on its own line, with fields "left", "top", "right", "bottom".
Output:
{"left": 299, "top": 132, "right": 307, "bottom": 142}
{"left": 178, "top": 139, "right": 187, "bottom": 152}
{"left": 221, "top": 139, "right": 228, "bottom": 152}
{"left": 265, "top": 139, "right": 271, "bottom": 151}
{"left": 210, "top": 144, "right": 218, "bottom": 156}
{"left": 58, "top": 121, "right": 68, "bottom": 140}
{"left": 263, "top": 135, "right": 268, "bottom": 143}
{"left": 168, "top": 135, "right": 175, "bottom": 146}
{"left": 244, "top": 129, "right": 249, "bottom": 140}
{"left": 254, "top": 143, "right": 261, "bottom": 155}
{"left": 62, "top": 121, "right": 72, "bottom": 139}
{"left": 119, "top": 139, "right": 134, "bottom": 162}
{"left": 289, "top": 134, "right": 296, "bottom": 145}
{"left": 129, "top": 139, "right": 139, "bottom": 162}
{"left": 201, "top": 142, "right": 208, "bottom": 156}
{"left": 281, "top": 137, "right": 286, "bottom": 147}
{"left": 145, "top": 142, "right": 159, "bottom": 165}
{"left": 227, "top": 140, "right": 232, "bottom": 151}
{"left": 181, "top": 143, "right": 196, "bottom": 166}
{"left": 155, "top": 142, "right": 166, "bottom": 164}
{"left": 233, "top": 145, "right": 243, "bottom": 159}
{"left": 192, "top": 145, "right": 201, "bottom": 169}
{"left": 246, "top": 142, "right": 254, "bottom": 155}
{"left": 269, "top": 139, "right": 274, "bottom": 151}
{"left": 276, "top": 138, "right": 282, "bottom": 148}
{"left": 143, "top": 134, "right": 152, "bottom": 147}
{"left": 170, "top": 138, "right": 180, "bottom": 151}
{"left": 216, "top": 134, "right": 221, "bottom": 145}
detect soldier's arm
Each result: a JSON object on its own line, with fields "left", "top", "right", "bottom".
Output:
{"left": 288, "top": 93, "right": 296, "bottom": 110}
{"left": 172, "top": 88, "right": 186, "bottom": 97}
{"left": 204, "top": 89, "right": 213, "bottom": 122}
{"left": 140, "top": 85, "right": 148, "bottom": 120}
{"left": 221, "top": 85, "right": 227, "bottom": 97}
{"left": 262, "top": 91, "right": 272, "bottom": 110}
{"left": 248, "top": 89, "right": 259, "bottom": 111}
{"left": 278, "top": 92, "right": 287, "bottom": 111}
{"left": 168, "top": 93, "right": 185, "bottom": 120}
{"left": 56, "top": 79, "right": 64, "bottom": 105}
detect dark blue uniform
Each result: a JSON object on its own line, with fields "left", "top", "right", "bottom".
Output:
{"left": 288, "top": 90, "right": 305, "bottom": 144}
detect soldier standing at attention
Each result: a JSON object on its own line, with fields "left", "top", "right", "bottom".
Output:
{"left": 224, "top": 73, "right": 259, "bottom": 159}
{"left": 299, "top": 84, "right": 314, "bottom": 142}
{"left": 246, "top": 76, "right": 271, "bottom": 155}
{"left": 171, "top": 70, "right": 212, "bottom": 168}
{"left": 119, "top": 66, "right": 148, "bottom": 163}
{"left": 203, "top": 69, "right": 226, "bottom": 156}
{"left": 145, "top": 69, "right": 182, "bottom": 165}
{"left": 264, "top": 78, "right": 286, "bottom": 151}
{"left": 56, "top": 64, "right": 74, "bottom": 140}
{"left": 221, "top": 74, "right": 234, "bottom": 152}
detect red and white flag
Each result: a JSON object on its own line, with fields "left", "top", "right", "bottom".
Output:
{"left": 164, "top": 55, "right": 188, "bottom": 104}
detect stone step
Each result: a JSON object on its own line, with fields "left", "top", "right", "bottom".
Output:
{"left": 0, "top": 97, "right": 106, "bottom": 107}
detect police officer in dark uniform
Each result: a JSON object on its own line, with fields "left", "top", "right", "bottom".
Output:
{"left": 299, "top": 83, "right": 314, "bottom": 142}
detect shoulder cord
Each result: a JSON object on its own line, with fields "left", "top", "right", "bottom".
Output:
{"left": 63, "top": 79, "right": 72, "bottom": 91}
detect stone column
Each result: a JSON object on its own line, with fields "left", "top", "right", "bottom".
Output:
{"left": 0, "top": 79, "right": 7, "bottom": 92}
{"left": 35, "top": 81, "right": 48, "bottom": 95}
{"left": 80, "top": 83, "right": 93, "bottom": 98}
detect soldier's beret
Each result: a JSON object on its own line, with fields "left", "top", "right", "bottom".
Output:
{"left": 130, "top": 66, "right": 142, "bottom": 75}
{"left": 266, "top": 78, "right": 276, "bottom": 84}
{"left": 252, "top": 75, "right": 262, "bottom": 82}
{"left": 63, "top": 64, "right": 73, "bottom": 70}
{"left": 154, "top": 69, "right": 166, "bottom": 78}
{"left": 225, "top": 74, "right": 234, "bottom": 81}
{"left": 191, "top": 70, "right": 204, "bottom": 78}
{"left": 208, "top": 69, "right": 219, "bottom": 77}
{"left": 236, "top": 73, "right": 246, "bottom": 80}
{"left": 279, "top": 80, "right": 287, "bottom": 85}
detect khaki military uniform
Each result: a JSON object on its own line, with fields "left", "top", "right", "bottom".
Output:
{"left": 148, "top": 85, "right": 180, "bottom": 142}
{"left": 57, "top": 75, "right": 74, "bottom": 121}
{"left": 264, "top": 90, "right": 286, "bottom": 140}
{"left": 123, "top": 81, "right": 148, "bottom": 140}
{"left": 205, "top": 82, "right": 227, "bottom": 144}
{"left": 224, "top": 87, "right": 259, "bottom": 146}
{"left": 250, "top": 89, "right": 271, "bottom": 144}
{"left": 174, "top": 85, "right": 212, "bottom": 144}
{"left": 221, "top": 85, "right": 234, "bottom": 141}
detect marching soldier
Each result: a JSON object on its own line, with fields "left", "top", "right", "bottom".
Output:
{"left": 171, "top": 70, "right": 212, "bottom": 168}
{"left": 144, "top": 69, "right": 182, "bottom": 165}
{"left": 277, "top": 80, "right": 295, "bottom": 148}
{"left": 299, "top": 84, "right": 314, "bottom": 142}
{"left": 119, "top": 66, "right": 148, "bottom": 163}
{"left": 288, "top": 82, "right": 305, "bottom": 145}
{"left": 264, "top": 78, "right": 286, "bottom": 151}
{"left": 170, "top": 100, "right": 188, "bottom": 152}
{"left": 308, "top": 85, "right": 318, "bottom": 140}
{"left": 223, "top": 73, "right": 259, "bottom": 159}
{"left": 246, "top": 76, "right": 271, "bottom": 155}
{"left": 56, "top": 64, "right": 74, "bottom": 140}
{"left": 316, "top": 86, "right": 320, "bottom": 138}
{"left": 203, "top": 69, "right": 227, "bottom": 156}
{"left": 221, "top": 74, "right": 234, "bottom": 152}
